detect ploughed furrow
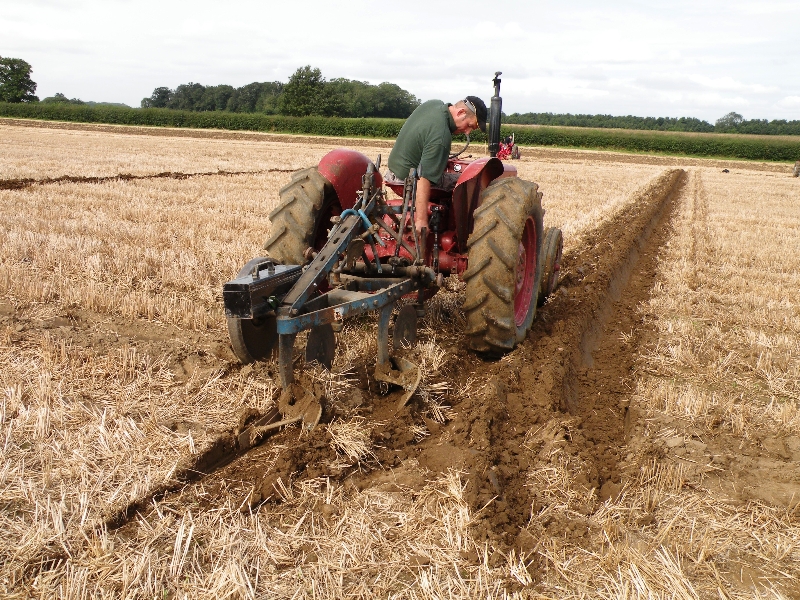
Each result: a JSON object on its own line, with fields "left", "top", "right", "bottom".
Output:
{"left": 393, "top": 168, "right": 687, "bottom": 552}
{"left": 0, "top": 168, "right": 294, "bottom": 190}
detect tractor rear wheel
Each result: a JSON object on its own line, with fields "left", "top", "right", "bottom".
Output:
{"left": 537, "top": 227, "right": 563, "bottom": 306}
{"left": 463, "top": 177, "right": 544, "bottom": 354}
{"left": 263, "top": 167, "right": 341, "bottom": 263}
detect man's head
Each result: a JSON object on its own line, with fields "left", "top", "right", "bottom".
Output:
{"left": 451, "top": 96, "right": 487, "bottom": 134}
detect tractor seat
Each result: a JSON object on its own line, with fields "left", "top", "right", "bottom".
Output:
{"left": 384, "top": 170, "right": 459, "bottom": 201}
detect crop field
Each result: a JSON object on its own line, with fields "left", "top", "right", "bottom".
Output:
{"left": 1, "top": 119, "right": 799, "bottom": 598}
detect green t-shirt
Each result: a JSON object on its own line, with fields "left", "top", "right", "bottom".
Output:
{"left": 388, "top": 99, "right": 457, "bottom": 184}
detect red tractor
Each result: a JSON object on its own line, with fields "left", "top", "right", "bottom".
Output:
{"left": 496, "top": 132, "right": 520, "bottom": 160}
{"left": 223, "top": 73, "right": 562, "bottom": 443}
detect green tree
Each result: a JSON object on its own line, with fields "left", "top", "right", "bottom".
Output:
{"left": 279, "top": 66, "right": 328, "bottom": 116}
{"left": 372, "top": 82, "right": 419, "bottom": 118}
{"left": 254, "top": 82, "right": 283, "bottom": 114}
{"left": 141, "top": 87, "right": 173, "bottom": 108}
{"left": 0, "top": 57, "right": 38, "bottom": 102}
{"left": 42, "top": 92, "right": 85, "bottom": 105}
{"left": 205, "top": 84, "right": 235, "bottom": 111}
{"left": 169, "top": 82, "right": 206, "bottom": 111}
{"left": 715, "top": 112, "right": 744, "bottom": 132}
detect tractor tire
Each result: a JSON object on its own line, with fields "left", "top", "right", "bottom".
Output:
{"left": 227, "top": 257, "right": 279, "bottom": 364}
{"left": 263, "top": 167, "right": 341, "bottom": 264}
{"left": 463, "top": 177, "right": 544, "bottom": 354}
{"left": 537, "top": 227, "right": 563, "bottom": 307}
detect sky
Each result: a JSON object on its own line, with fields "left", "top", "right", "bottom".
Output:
{"left": 3, "top": 0, "right": 799, "bottom": 122}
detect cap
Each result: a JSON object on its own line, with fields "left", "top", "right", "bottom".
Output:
{"left": 464, "top": 95, "right": 487, "bottom": 132}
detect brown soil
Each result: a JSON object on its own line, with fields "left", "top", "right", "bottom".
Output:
{"left": 7, "top": 118, "right": 799, "bottom": 594}
{"left": 0, "top": 168, "right": 293, "bottom": 191}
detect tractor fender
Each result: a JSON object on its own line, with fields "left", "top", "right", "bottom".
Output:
{"left": 451, "top": 157, "right": 507, "bottom": 253}
{"left": 318, "top": 149, "right": 383, "bottom": 211}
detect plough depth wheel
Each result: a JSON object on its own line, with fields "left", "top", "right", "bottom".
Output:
{"left": 227, "top": 257, "right": 279, "bottom": 364}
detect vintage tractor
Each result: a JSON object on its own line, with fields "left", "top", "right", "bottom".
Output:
{"left": 223, "top": 73, "right": 563, "bottom": 445}
{"left": 496, "top": 132, "right": 521, "bottom": 160}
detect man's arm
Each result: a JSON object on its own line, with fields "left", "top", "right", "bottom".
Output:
{"left": 415, "top": 177, "right": 431, "bottom": 235}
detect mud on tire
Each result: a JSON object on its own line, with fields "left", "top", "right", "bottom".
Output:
{"left": 263, "top": 167, "right": 340, "bottom": 264}
{"left": 463, "top": 177, "right": 544, "bottom": 354}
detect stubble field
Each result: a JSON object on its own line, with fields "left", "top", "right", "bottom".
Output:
{"left": 1, "top": 119, "right": 799, "bottom": 598}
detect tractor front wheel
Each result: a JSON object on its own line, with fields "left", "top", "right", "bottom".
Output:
{"left": 463, "top": 177, "right": 544, "bottom": 354}
{"left": 263, "top": 167, "right": 341, "bottom": 263}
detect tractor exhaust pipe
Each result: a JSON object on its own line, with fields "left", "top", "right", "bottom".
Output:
{"left": 488, "top": 72, "right": 503, "bottom": 158}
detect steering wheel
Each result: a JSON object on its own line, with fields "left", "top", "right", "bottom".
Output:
{"left": 449, "top": 134, "right": 470, "bottom": 159}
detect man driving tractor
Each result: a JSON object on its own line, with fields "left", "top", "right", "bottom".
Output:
{"left": 386, "top": 96, "right": 488, "bottom": 235}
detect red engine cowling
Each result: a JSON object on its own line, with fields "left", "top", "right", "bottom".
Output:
{"left": 318, "top": 149, "right": 382, "bottom": 211}
{"left": 317, "top": 149, "right": 516, "bottom": 277}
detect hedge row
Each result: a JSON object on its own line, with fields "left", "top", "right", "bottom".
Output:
{"left": 498, "top": 127, "right": 800, "bottom": 162}
{"left": 3, "top": 102, "right": 800, "bottom": 162}
{"left": 0, "top": 102, "right": 406, "bottom": 138}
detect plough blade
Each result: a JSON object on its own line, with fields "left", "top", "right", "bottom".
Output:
{"left": 374, "top": 356, "right": 422, "bottom": 410}
{"left": 236, "top": 377, "right": 324, "bottom": 450}
{"left": 237, "top": 407, "right": 281, "bottom": 450}
{"left": 278, "top": 378, "right": 324, "bottom": 430}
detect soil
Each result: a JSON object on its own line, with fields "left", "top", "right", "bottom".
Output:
{"left": 0, "top": 168, "right": 294, "bottom": 191}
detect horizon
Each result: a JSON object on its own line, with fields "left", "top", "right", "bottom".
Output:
{"left": 4, "top": 0, "right": 799, "bottom": 123}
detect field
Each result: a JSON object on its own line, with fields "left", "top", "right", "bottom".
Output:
{"left": 1, "top": 119, "right": 799, "bottom": 598}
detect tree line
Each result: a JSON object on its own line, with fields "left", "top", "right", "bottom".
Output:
{"left": 140, "top": 66, "right": 421, "bottom": 119}
{"left": 2, "top": 56, "right": 799, "bottom": 135}
{"left": 505, "top": 111, "right": 800, "bottom": 136}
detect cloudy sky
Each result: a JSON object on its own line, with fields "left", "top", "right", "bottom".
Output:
{"left": 4, "top": 0, "right": 799, "bottom": 122}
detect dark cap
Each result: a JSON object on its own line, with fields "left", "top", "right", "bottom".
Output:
{"left": 464, "top": 95, "right": 487, "bottom": 132}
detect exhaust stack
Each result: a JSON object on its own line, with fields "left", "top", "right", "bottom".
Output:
{"left": 488, "top": 72, "right": 503, "bottom": 158}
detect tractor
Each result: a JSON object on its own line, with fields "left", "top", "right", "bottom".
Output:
{"left": 222, "top": 73, "right": 563, "bottom": 446}
{"left": 496, "top": 132, "right": 520, "bottom": 160}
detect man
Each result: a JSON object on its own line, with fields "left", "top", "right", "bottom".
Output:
{"left": 387, "top": 96, "right": 487, "bottom": 235}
